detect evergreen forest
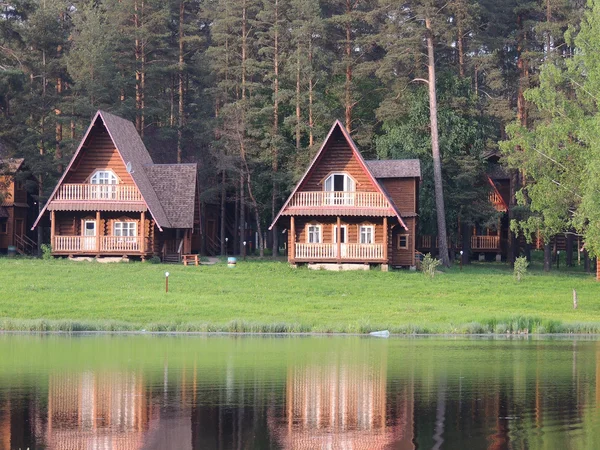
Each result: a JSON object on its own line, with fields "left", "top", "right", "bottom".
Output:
{"left": 2, "top": 0, "right": 600, "bottom": 262}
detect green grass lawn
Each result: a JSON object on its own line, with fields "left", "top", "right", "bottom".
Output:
{"left": 0, "top": 253, "right": 598, "bottom": 333}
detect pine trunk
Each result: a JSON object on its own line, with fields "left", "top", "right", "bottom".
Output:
{"left": 177, "top": 0, "right": 185, "bottom": 163}
{"left": 220, "top": 171, "right": 226, "bottom": 255}
{"left": 272, "top": 0, "right": 280, "bottom": 257}
{"left": 426, "top": 17, "right": 450, "bottom": 267}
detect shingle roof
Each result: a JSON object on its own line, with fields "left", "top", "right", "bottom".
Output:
{"left": 146, "top": 164, "right": 197, "bottom": 228}
{"left": 0, "top": 158, "right": 24, "bottom": 174}
{"left": 99, "top": 111, "right": 172, "bottom": 229}
{"left": 365, "top": 159, "right": 421, "bottom": 179}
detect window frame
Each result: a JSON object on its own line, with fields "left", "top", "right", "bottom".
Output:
{"left": 306, "top": 224, "right": 322, "bottom": 244}
{"left": 113, "top": 221, "right": 137, "bottom": 238}
{"left": 359, "top": 225, "right": 374, "bottom": 245}
{"left": 0, "top": 221, "right": 7, "bottom": 235}
{"left": 397, "top": 234, "right": 409, "bottom": 250}
{"left": 323, "top": 173, "right": 356, "bottom": 192}
{"left": 90, "top": 170, "right": 118, "bottom": 185}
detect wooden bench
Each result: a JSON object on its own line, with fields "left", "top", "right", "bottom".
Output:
{"left": 182, "top": 254, "right": 199, "bottom": 266}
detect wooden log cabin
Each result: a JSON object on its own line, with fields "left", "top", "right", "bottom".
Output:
{"left": 270, "top": 121, "right": 421, "bottom": 269}
{"left": 0, "top": 158, "right": 37, "bottom": 255}
{"left": 33, "top": 111, "right": 199, "bottom": 261}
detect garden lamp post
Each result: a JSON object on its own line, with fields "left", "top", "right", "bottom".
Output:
{"left": 165, "top": 271, "right": 169, "bottom": 293}
{"left": 243, "top": 241, "right": 247, "bottom": 261}
{"left": 460, "top": 251, "right": 463, "bottom": 271}
{"left": 557, "top": 250, "right": 560, "bottom": 269}
{"left": 225, "top": 237, "right": 228, "bottom": 257}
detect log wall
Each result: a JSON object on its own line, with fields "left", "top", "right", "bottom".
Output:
{"left": 64, "top": 126, "right": 133, "bottom": 185}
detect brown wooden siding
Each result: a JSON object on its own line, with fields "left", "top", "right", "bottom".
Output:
{"left": 64, "top": 126, "right": 134, "bottom": 185}
{"left": 380, "top": 178, "right": 418, "bottom": 214}
{"left": 391, "top": 217, "right": 416, "bottom": 267}
{"left": 300, "top": 131, "right": 379, "bottom": 193}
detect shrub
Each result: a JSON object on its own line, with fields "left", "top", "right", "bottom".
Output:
{"left": 514, "top": 256, "right": 529, "bottom": 282}
{"left": 147, "top": 255, "right": 161, "bottom": 264}
{"left": 41, "top": 244, "right": 53, "bottom": 260}
{"left": 421, "top": 253, "right": 441, "bottom": 279}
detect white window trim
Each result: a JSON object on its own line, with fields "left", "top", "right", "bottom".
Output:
{"left": 359, "top": 225, "right": 374, "bottom": 244}
{"left": 90, "top": 170, "right": 119, "bottom": 185}
{"left": 113, "top": 221, "right": 137, "bottom": 237}
{"left": 323, "top": 173, "right": 356, "bottom": 192}
{"left": 306, "top": 224, "right": 322, "bottom": 244}
{"left": 397, "top": 234, "right": 409, "bottom": 250}
{"left": 333, "top": 225, "right": 348, "bottom": 244}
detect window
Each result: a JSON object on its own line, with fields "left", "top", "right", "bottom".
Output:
{"left": 90, "top": 170, "right": 118, "bottom": 199}
{"left": 359, "top": 225, "right": 374, "bottom": 244}
{"left": 324, "top": 173, "right": 355, "bottom": 205}
{"left": 0, "top": 221, "right": 6, "bottom": 234}
{"left": 114, "top": 222, "right": 137, "bottom": 237}
{"left": 15, "top": 180, "right": 24, "bottom": 191}
{"left": 324, "top": 173, "right": 355, "bottom": 192}
{"left": 398, "top": 234, "right": 408, "bottom": 249}
{"left": 90, "top": 170, "right": 118, "bottom": 185}
{"left": 307, "top": 224, "right": 321, "bottom": 243}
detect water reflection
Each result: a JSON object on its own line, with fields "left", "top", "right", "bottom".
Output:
{"left": 0, "top": 336, "right": 598, "bottom": 449}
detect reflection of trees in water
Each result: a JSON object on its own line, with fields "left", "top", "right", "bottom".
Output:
{"left": 1, "top": 340, "right": 600, "bottom": 449}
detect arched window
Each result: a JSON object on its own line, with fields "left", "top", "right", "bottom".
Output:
{"left": 90, "top": 170, "right": 118, "bottom": 185}
{"left": 89, "top": 170, "right": 118, "bottom": 199}
{"left": 323, "top": 173, "right": 355, "bottom": 205}
{"left": 323, "top": 173, "right": 355, "bottom": 192}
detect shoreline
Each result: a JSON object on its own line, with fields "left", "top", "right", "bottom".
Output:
{"left": 2, "top": 317, "right": 600, "bottom": 335}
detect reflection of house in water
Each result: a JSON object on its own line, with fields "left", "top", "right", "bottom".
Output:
{"left": 270, "top": 359, "right": 415, "bottom": 449}
{"left": 43, "top": 371, "right": 153, "bottom": 449}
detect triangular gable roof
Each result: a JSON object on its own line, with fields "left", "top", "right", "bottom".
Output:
{"left": 0, "top": 158, "right": 24, "bottom": 175}
{"left": 269, "top": 120, "right": 407, "bottom": 230}
{"left": 32, "top": 111, "right": 195, "bottom": 231}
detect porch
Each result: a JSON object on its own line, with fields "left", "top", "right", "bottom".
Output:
{"left": 52, "top": 235, "right": 148, "bottom": 255}
{"left": 294, "top": 243, "right": 385, "bottom": 263}
{"left": 49, "top": 210, "right": 151, "bottom": 257}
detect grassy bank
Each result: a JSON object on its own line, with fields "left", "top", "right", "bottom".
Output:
{"left": 0, "top": 254, "right": 598, "bottom": 334}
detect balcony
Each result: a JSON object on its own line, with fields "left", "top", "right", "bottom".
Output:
{"left": 471, "top": 235, "right": 500, "bottom": 250}
{"left": 53, "top": 184, "right": 143, "bottom": 202}
{"left": 294, "top": 243, "right": 384, "bottom": 262}
{"left": 53, "top": 236, "right": 146, "bottom": 254}
{"left": 288, "top": 191, "right": 390, "bottom": 209}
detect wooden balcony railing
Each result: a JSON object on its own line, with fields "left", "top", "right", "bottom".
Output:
{"left": 295, "top": 243, "right": 384, "bottom": 261}
{"left": 53, "top": 184, "right": 143, "bottom": 202}
{"left": 288, "top": 191, "right": 390, "bottom": 209}
{"left": 471, "top": 235, "right": 500, "bottom": 250}
{"left": 53, "top": 236, "right": 144, "bottom": 253}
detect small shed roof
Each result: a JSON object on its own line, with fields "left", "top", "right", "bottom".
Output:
{"left": 365, "top": 159, "right": 421, "bottom": 179}
{"left": 146, "top": 164, "right": 197, "bottom": 228}
{"left": 0, "top": 158, "right": 24, "bottom": 175}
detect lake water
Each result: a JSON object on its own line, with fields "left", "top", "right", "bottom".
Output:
{"left": 0, "top": 334, "right": 598, "bottom": 449}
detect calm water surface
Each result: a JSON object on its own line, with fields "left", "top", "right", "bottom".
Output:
{"left": 0, "top": 334, "right": 599, "bottom": 449}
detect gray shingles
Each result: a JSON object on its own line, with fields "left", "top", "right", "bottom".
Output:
{"left": 145, "top": 164, "right": 197, "bottom": 228}
{"left": 365, "top": 159, "right": 421, "bottom": 179}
